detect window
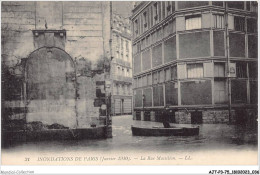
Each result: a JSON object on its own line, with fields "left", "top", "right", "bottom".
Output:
{"left": 121, "top": 39, "right": 124, "bottom": 50}
{"left": 152, "top": 32, "right": 156, "bottom": 44}
{"left": 147, "top": 74, "right": 152, "bottom": 85}
{"left": 137, "top": 42, "right": 141, "bottom": 52}
{"left": 126, "top": 41, "right": 129, "bottom": 52}
{"left": 171, "top": 66, "right": 177, "bottom": 80}
{"left": 185, "top": 15, "right": 201, "bottom": 30}
{"left": 152, "top": 72, "right": 158, "bottom": 84}
{"left": 116, "top": 35, "right": 120, "bottom": 49}
{"left": 234, "top": 16, "right": 245, "bottom": 32}
{"left": 122, "top": 85, "right": 125, "bottom": 94}
{"left": 214, "top": 80, "right": 226, "bottom": 104}
{"left": 187, "top": 63, "right": 203, "bottom": 78}
{"left": 116, "top": 84, "right": 119, "bottom": 94}
{"left": 213, "top": 14, "right": 224, "bottom": 28}
{"left": 146, "top": 35, "right": 150, "bottom": 46}
{"left": 133, "top": 44, "right": 137, "bottom": 55}
{"left": 165, "top": 1, "right": 172, "bottom": 16}
{"left": 143, "top": 11, "right": 148, "bottom": 30}
{"left": 122, "top": 68, "right": 125, "bottom": 76}
{"left": 142, "top": 75, "right": 147, "bottom": 86}
{"left": 236, "top": 62, "right": 247, "bottom": 78}
{"left": 129, "top": 69, "right": 132, "bottom": 77}
{"left": 249, "top": 62, "right": 257, "bottom": 79}
{"left": 138, "top": 77, "right": 142, "bottom": 87}
{"left": 153, "top": 2, "right": 158, "bottom": 24}
{"left": 117, "top": 66, "right": 121, "bottom": 74}
{"left": 134, "top": 78, "right": 137, "bottom": 88}
{"left": 141, "top": 39, "right": 146, "bottom": 50}
{"left": 126, "top": 69, "right": 129, "bottom": 77}
{"left": 228, "top": 1, "right": 244, "bottom": 10}
{"left": 247, "top": 18, "right": 257, "bottom": 33}
{"left": 214, "top": 62, "right": 225, "bottom": 77}
{"left": 134, "top": 19, "right": 139, "bottom": 36}
{"left": 165, "top": 68, "right": 171, "bottom": 81}
{"left": 159, "top": 70, "right": 164, "bottom": 83}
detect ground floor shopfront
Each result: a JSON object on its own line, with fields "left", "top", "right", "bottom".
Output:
{"left": 111, "top": 95, "right": 132, "bottom": 115}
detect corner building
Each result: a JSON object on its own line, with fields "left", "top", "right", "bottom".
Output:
{"left": 131, "top": 1, "right": 258, "bottom": 124}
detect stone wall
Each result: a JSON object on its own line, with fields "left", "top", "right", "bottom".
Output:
{"left": 2, "top": 1, "right": 111, "bottom": 128}
{"left": 133, "top": 109, "right": 257, "bottom": 125}
{"left": 175, "top": 111, "right": 191, "bottom": 124}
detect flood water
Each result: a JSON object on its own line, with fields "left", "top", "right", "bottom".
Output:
{"left": 2, "top": 115, "right": 258, "bottom": 154}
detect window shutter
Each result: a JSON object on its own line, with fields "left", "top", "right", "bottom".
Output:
{"left": 177, "top": 63, "right": 187, "bottom": 79}
{"left": 228, "top": 15, "right": 234, "bottom": 30}
{"left": 202, "top": 13, "right": 211, "bottom": 28}
{"left": 176, "top": 16, "right": 185, "bottom": 31}
{"left": 204, "top": 62, "right": 213, "bottom": 77}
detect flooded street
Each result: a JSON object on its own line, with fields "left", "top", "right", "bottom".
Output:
{"left": 2, "top": 115, "right": 257, "bottom": 154}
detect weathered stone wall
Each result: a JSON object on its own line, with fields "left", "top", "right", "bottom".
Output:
{"left": 133, "top": 108, "right": 258, "bottom": 125}
{"left": 175, "top": 111, "right": 191, "bottom": 124}
{"left": 2, "top": 1, "right": 111, "bottom": 128}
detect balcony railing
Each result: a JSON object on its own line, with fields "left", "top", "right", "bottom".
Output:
{"left": 113, "top": 58, "right": 131, "bottom": 68}
{"left": 112, "top": 75, "right": 132, "bottom": 83}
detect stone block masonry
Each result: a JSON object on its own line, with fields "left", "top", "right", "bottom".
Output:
{"left": 2, "top": 1, "right": 112, "bottom": 130}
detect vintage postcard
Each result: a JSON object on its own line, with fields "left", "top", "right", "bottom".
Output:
{"left": 1, "top": 0, "right": 259, "bottom": 174}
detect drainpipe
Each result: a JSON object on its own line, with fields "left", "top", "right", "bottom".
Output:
{"left": 224, "top": 2, "right": 232, "bottom": 124}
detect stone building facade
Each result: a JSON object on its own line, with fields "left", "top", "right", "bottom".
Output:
{"left": 2, "top": 1, "right": 112, "bottom": 131}
{"left": 110, "top": 13, "right": 133, "bottom": 115}
{"left": 131, "top": 1, "right": 258, "bottom": 124}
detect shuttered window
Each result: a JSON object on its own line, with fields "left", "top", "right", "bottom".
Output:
{"left": 213, "top": 14, "right": 224, "bottom": 28}
{"left": 185, "top": 15, "right": 201, "bottom": 30}
{"left": 187, "top": 63, "right": 203, "bottom": 78}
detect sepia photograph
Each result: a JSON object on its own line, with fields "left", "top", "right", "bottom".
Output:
{"left": 1, "top": 0, "right": 259, "bottom": 174}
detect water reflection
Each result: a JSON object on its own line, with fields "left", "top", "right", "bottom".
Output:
{"left": 2, "top": 115, "right": 257, "bottom": 153}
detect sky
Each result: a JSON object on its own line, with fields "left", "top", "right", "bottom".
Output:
{"left": 112, "top": 1, "right": 135, "bottom": 18}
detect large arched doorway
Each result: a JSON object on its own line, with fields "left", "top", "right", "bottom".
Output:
{"left": 25, "top": 47, "right": 77, "bottom": 128}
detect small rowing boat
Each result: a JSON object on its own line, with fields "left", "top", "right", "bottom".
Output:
{"left": 131, "top": 125, "right": 199, "bottom": 136}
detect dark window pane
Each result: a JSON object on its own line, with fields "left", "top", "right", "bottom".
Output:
{"left": 143, "top": 88, "right": 152, "bottom": 107}
{"left": 228, "top": 1, "right": 244, "bottom": 10}
{"left": 181, "top": 80, "right": 212, "bottom": 105}
{"left": 152, "top": 43, "right": 162, "bottom": 67}
{"left": 153, "top": 85, "right": 164, "bottom": 106}
{"left": 171, "top": 66, "right": 177, "bottom": 80}
{"left": 142, "top": 49, "right": 151, "bottom": 71}
{"left": 152, "top": 72, "right": 158, "bottom": 84}
{"left": 236, "top": 62, "right": 247, "bottom": 78}
{"left": 164, "top": 36, "right": 176, "bottom": 63}
{"left": 165, "top": 82, "right": 178, "bottom": 106}
{"left": 248, "top": 35, "right": 257, "bottom": 58}
{"left": 234, "top": 16, "right": 245, "bottom": 31}
{"left": 134, "top": 89, "right": 142, "bottom": 107}
{"left": 250, "top": 81, "right": 257, "bottom": 104}
{"left": 231, "top": 80, "right": 247, "bottom": 104}
{"left": 229, "top": 33, "right": 245, "bottom": 57}
{"left": 249, "top": 62, "right": 257, "bottom": 78}
{"left": 247, "top": 18, "right": 257, "bottom": 33}
{"left": 179, "top": 31, "right": 210, "bottom": 59}
{"left": 214, "top": 31, "right": 225, "bottom": 56}
{"left": 133, "top": 54, "right": 141, "bottom": 74}
{"left": 178, "top": 1, "right": 208, "bottom": 9}
{"left": 246, "top": 1, "right": 251, "bottom": 11}
{"left": 212, "top": 1, "right": 223, "bottom": 7}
